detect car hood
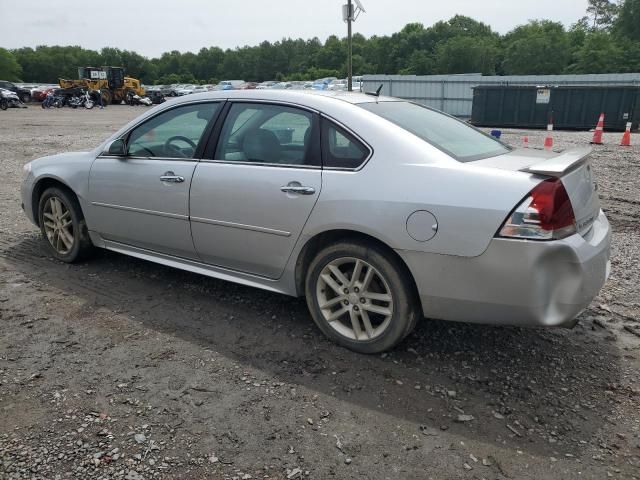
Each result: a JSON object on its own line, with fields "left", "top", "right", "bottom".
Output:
{"left": 31, "top": 151, "right": 89, "bottom": 167}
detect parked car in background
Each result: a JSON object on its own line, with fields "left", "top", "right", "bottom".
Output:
{"left": 311, "top": 77, "right": 337, "bottom": 90}
{"left": 0, "top": 80, "right": 31, "bottom": 103}
{"left": 20, "top": 90, "right": 611, "bottom": 354}
{"left": 30, "top": 85, "right": 57, "bottom": 102}
{"left": 191, "top": 86, "right": 209, "bottom": 95}
{"left": 215, "top": 80, "right": 245, "bottom": 90}
{"left": 239, "top": 82, "right": 259, "bottom": 90}
{"left": 272, "top": 82, "right": 293, "bottom": 90}
{"left": 176, "top": 85, "right": 197, "bottom": 96}
{"left": 328, "top": 79, "right": 347, "bottom": 91}
{"left": 256, "top": 81, "right": 278, "bottom": 90}
{"left": 146, "top": 90, "right": 166, "bottom": 105}
{"left": 160, "top": 85, "right": 179, "bottom": 97}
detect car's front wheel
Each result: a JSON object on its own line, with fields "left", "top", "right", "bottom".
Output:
{"left": 305, "top": 241, "right": 419, "bottom": 354}
{"left": 38, "top": 187, "right": 94, "bottom": 263}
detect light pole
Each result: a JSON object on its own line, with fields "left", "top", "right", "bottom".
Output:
{"left": 343, "top": 0, "right": 365, "bottom": 92}
{"left": 347, "top": 0, "right": 353, "bottom": 92}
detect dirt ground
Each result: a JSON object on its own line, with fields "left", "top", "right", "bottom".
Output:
{"left": 0, "top": 106, "right": 639, "bottom": 480}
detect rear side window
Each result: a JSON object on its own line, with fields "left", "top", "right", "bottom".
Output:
{"left": 321, "top": 119, "right": 369, "bottom": 169}
{"left": 359, "top": 101, "right": 509, "bottom": 162}
{"left": 215, "top": 103, "right": 319, "bottom": 166}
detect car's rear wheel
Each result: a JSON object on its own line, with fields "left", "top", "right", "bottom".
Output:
{"left": 305, "top": 241, "right": 419, "bottom": 354}
{"left": 38, "top": 187, "right": 94, "bottom": 263}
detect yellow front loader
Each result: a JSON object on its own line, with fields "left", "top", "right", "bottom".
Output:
{"left": 59, "top": 66, "right": 145, "bottom": 105}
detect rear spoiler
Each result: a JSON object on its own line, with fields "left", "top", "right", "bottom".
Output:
{"left": 521, "top": 147, "right": 592, "bottom": 177}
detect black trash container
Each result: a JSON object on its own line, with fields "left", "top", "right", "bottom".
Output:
{"left": 471, "top": 85, "right": 639, "bottom": 132}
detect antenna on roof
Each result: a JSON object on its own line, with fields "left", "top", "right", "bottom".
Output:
{"left": 342, "top": 0, "right": 366, "bottom": 92}
{"left": 364, "top": 84, "right": 383, "bottom": 98}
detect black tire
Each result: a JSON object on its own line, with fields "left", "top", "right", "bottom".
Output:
{"left": 0, "top": 99, "right": 7, "bottom": 111}
{"left": 101, "top": 90, "right": 112, "bottom": 106}
{"left": 305, "top": 241, "right": 419, "bottom": 354}
{"left": 20, "top": 93, "right": 30, "bottom": 103}
{"left": 38, "top": 187, "right": 94, "bottom": 263}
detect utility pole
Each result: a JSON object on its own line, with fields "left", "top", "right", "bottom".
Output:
{"left": 347, "top": 0, "right": 353, "bottom": 92}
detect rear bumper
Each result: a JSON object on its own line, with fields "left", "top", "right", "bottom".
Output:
{"left": 397, "top": 210, "right": 611, "bottom": 327}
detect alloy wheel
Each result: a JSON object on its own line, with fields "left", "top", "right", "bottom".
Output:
{"left": 316, "top": 257, "right": 394, "bottom": 341}
{"left": 42, "top": 196, "right": 74, "bottom": 255}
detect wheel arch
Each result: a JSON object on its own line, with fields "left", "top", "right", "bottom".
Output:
{"left": 293, "top": 229, "right": 421, "bottom": 312}
{"left": 31, "top": 177, "right": 80, "bottom": 227}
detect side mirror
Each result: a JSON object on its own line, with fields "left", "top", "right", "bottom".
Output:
{"left": 106, "top": 138, "right": 127, "bottom": 156}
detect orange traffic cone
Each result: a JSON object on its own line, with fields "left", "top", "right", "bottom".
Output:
{"left": 621, "top": 122, "right": 632, "bottom": 147}
{"left": 591, "top": 113, "right": 605, "bottom": 144}
{"left": 523, "top": 136, "right": 529, "bottom": 148}
{"left": 544, "top": 123, "right": 554, "bottom": 150}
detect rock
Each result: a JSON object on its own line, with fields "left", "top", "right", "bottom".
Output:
{"left": 457, "top": 414, "right": 474, "bottom": 422}
{"left": 125, "top": 471, "right": 143, "bottom": 480}
{"left": 208, "top": 454, "right": 219, "bottom": 463}
{"left": 482, "top": 458, "right": 493, "bottom": 466}
{"left": 306, "top": 418, "right": 314, "bottom": 425}
{"left": 463, "top": 463, "right": 473, "bottom": 470}
{"left": 345, "top": 457, "right": 352, "bottom": 465}
{"left": 134, "top": 433, "right": 146, "bottom": 444}
{"left": 287, "top": 467, "right": 302, "bottom": 479}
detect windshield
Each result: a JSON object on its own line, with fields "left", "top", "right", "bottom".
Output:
{"left": 359, "top": 101, "right": 510, "bottom": 162}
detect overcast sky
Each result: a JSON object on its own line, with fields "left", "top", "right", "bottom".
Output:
{"left": 0, "top": 0, "right": 588, "bottom": 58}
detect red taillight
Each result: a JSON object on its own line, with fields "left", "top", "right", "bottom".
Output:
{"left": 530, "top": 178, "right": 575, "bottom": 231}
{"left": 499, "top": 178, "right": 577, "bottom": 240}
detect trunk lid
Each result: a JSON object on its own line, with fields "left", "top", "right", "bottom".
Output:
{"left": 472, "top": 147, "right": 601, "bottom": 235}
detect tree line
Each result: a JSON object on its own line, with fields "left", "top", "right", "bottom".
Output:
{"left": 0, "top": 0, "right": 638, "bottom": 85}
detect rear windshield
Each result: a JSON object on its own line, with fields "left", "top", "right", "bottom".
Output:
{"left": 359, "top": 101, "right": 510, "bottom": 162}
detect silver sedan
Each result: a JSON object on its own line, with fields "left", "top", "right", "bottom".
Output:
{"left": 21, "top": 90, "right": 611, "bottom": 353}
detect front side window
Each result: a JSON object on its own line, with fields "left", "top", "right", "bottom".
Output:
{"left": 127, "top": 102, "right": 220, "bottom": 159}
{"left": 359, "top": 101, "right": 510, "bottom": 162}
{"left": 321, "top": 119, "right": 369, "bottom": 169}
{"left": 215, "top": 103, "right": 318, "bottom": 166}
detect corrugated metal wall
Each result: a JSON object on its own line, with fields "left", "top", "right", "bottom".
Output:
{"left": 362, "top": 73, "right": 640, "bottom": 117}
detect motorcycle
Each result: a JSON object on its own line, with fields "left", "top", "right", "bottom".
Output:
{"left": 67, "top": 89, "right": 97, "bottom": 109}
{"left": 125, "top": 90, "right": 153, "bottom": 106}
{"left": 0, "top": 88, "right": 27, "bottom": 110}
{"left": 42, "top": 90, "right": 65, "bottom": 109}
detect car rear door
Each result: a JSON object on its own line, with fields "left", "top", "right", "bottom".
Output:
{"left": 88, "top": 101, "right": 222, "bottom": 259}
{"left": 190, "top": 101, "right": 322, "bottom": 279}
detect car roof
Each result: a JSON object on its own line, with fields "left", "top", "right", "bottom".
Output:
{"left": 177, "top": 89, "right": 398, "bottom": 109}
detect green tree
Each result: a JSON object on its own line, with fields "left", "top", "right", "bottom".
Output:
{"left": 502, "top": 21, "right": 571, "bottom": 74}
{"left": 586, "top": 0, "right": 619, "bottom": 29}
{"left": 614, "top": 0, "right": 640, "bottom": 41}
{"left": 435, "top": 37, "right": 498, "bottom": 74}
{"left": 569, "top": 31, "right": 624, "bottom": 72}
{"left": 0, "top": 48, "right": 22, "bottom": 81}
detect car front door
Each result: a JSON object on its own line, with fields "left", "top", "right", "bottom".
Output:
{"left": 190, "top": 102, "right": 322, "bottom": 278}
{"left": 88, "top": 101, "right": 222, "bottom": 258}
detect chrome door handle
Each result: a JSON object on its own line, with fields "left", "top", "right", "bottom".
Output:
{"left": 160, "top": 171, "right": 185, "bottom": 183}
{"left": 280, "top": 185, "right": 316, "bottom": 195}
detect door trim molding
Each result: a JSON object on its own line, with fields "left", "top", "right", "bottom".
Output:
{"left": 190, "top": 216, "right": 292, "bottom": 237}
{"left": 91, "top": 202, "right": 189, "bottom": 220}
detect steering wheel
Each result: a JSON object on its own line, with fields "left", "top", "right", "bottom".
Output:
{"left": 164, "top": 136, "right": 197, "bottom": 158}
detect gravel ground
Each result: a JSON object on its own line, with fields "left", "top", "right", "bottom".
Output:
{"left": 0, "top": 106, "right": 639, "bottom": 480}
